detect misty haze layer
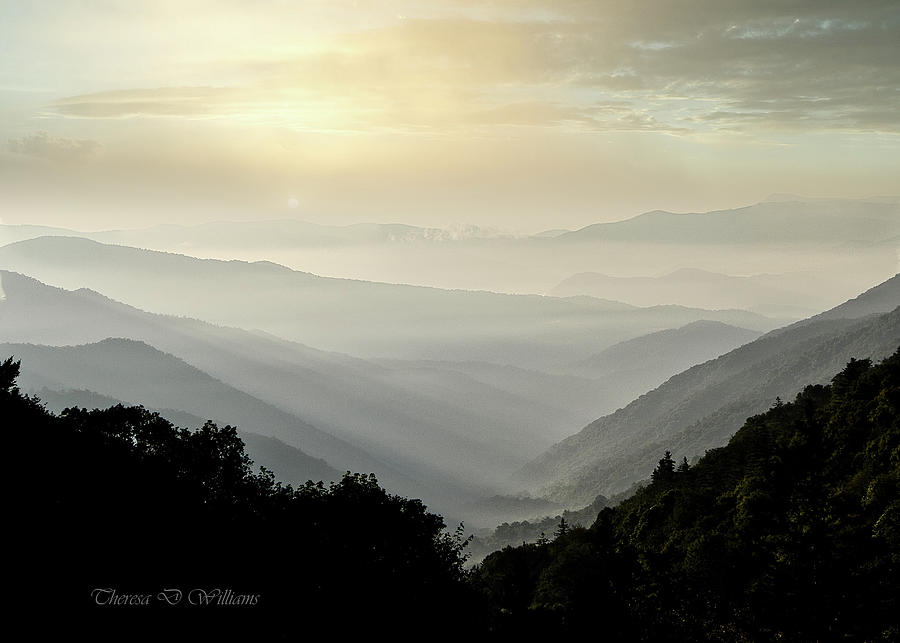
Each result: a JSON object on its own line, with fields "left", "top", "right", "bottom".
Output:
{"left": 1, "top": 198, "right": 896, "bottom": 317}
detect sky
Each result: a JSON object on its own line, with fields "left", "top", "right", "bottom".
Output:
{"left": 1, "top": 0, "right": 898, "bottom": 232}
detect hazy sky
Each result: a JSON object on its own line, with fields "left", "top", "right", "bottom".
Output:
{"left": 1, "top": 0, "right": 898, "bottom": 231}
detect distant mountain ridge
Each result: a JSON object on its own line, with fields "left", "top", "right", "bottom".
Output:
{"left": 562, "top": 320, "right": 762, "bottom": 381}
{"left": 0, "top": 219, "right": 520, "bottom": 250}
{"left": 554, "top": 199, "right": 900, "bottom": 245}
{"left": 551, "top": 268, "right": 891, "bottom": 317}
{"left": 0, "top": 236, "right": 778, "bottom": 368}
{"left": 3, "top": 197, "right": 893, "bottom": 303}
{"left": 3, "top": 198, "right": 895, "bottom": 249}
{"left": 519, "top": 274, "right": 900, "bottom": 506}
{"left": 811, "top": 273, "right": 900, "bottom": 321}
{"left": 0, "top": 270, "right": 626, "bottom": 520}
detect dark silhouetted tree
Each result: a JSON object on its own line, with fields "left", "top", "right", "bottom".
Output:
{"left": 651, "top": 450, "right": 676, "bottom": 484}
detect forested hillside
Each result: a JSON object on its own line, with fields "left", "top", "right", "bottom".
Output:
{"left": 33, "top": 386, "right": 341, "bottom": 486}
{"left": 477, "top": 350, "right": 900, "bottom": 640}
{"left": 522, "top": 292, "right": 899, "bottom": 505}
{"left": 5, "top": 358, "right": 479, "bottom": 636}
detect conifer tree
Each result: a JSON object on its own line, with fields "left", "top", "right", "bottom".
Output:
{"left": 651, "top": 450, "right": 676, "bottom": 484}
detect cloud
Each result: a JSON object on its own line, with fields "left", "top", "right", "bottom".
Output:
{"left": 50, "top": 87, "right": 246, "bottom": 118}
{"left": 541, "top": 0, "right": 900, "bottom": 133}
{"left": 36, "top": 1, "right": 900, "bottom": 135}
{"left": 459, "top": 101, "right": 686, "bottom": 133}
{"left": 381, "top": 1, "right": 900, "bottom": 133}
{"left": 8, "top": 131, "right": 103, "bottom": 160}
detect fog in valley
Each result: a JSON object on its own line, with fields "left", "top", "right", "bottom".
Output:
{"left": 1, "top": 196, "right": 897, "bottom": 528}
{"left": 2, "top": 197, "right": 897, "bottom": 319}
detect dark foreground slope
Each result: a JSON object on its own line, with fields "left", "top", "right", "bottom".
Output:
{"left": 477, "top": 350, "right": 900, "bottom": 640}
{"left": 6, "top": 359, "right": 480, "bottom": 637}
{"left": 2, "top": 338, "right": 348, "bottom": 484}
{"left": 10, "top": 350, "right": 897, "bottom": 639}
{"left": 32, "top": 386, "right": 340, "bottom": 486}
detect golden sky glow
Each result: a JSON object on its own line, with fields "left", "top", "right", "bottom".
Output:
{"left": 1, "top": 0, "right": 898, "bottom": 230}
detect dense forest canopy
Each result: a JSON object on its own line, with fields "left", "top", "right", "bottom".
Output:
{"left": 5, "top": 357, "right": 480, "bottom": 636}
{"left": 475, "top": 348, "right": 900, "bottom": 640}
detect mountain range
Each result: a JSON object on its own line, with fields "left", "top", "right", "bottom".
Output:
{"left": 553, "top": 198, "right": 900, "bottom": 245}
{"left": 0, "top": 271, "right": 559, "bottom": 517}
{"left": 2, "top": 201, "right": 897, "bottom": 527}
{"left": 519, "top": 274, "right": 900, "bottom": 506}
{"left": 2, "top": 197, "right": 894, "bottom": 306}
{"left": 0, "top": 236, "right": 778, "bottom": 368}
{"left": 3, "top": 198, "right": 895, "bottom": 250}
{"left": 551, "top": 268, "right": 853, "bottom": 317}
{"left": 0, "top": 265, "right": 795, "bottom": 525}
{"left": 560, "top": 320, "right": 761, "bottom": 381}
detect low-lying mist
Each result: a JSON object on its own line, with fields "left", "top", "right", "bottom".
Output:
{"left": 1, "top": 196, "right": 897, "bottom": 529}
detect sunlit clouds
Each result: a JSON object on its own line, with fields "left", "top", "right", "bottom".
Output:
{"left": 1, "top": 0, "right": 898, "bottom": 229}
